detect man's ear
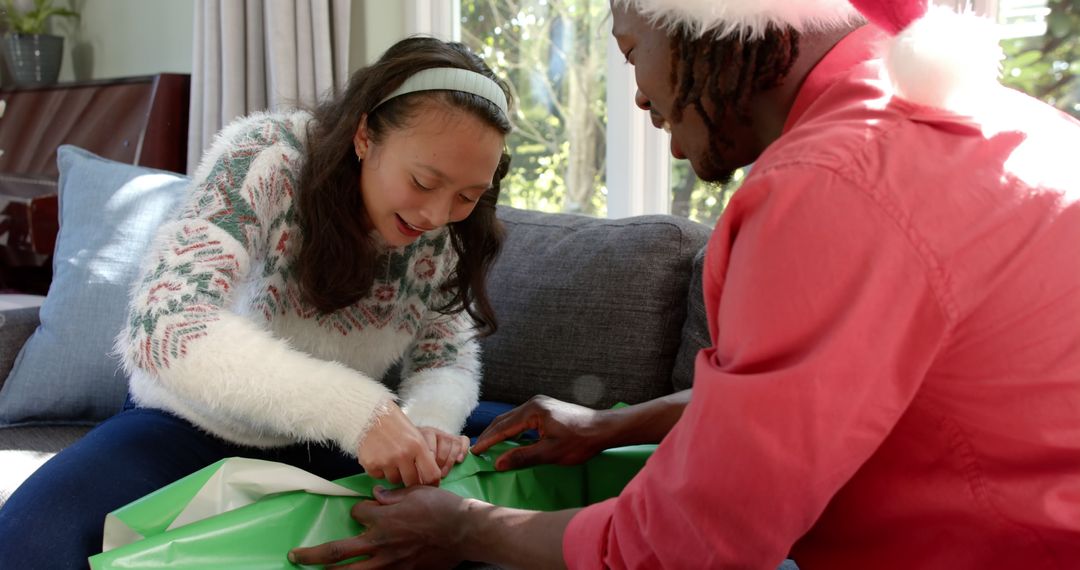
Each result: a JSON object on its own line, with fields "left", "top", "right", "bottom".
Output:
{"left": 353, "top": 114, "right": 370, "bottom": 160}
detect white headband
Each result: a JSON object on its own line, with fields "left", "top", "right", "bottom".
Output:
{"left": 376, "top": 67, "right": 509, "bottom": 117}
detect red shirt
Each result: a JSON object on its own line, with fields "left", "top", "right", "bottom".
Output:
{"left": 564, "top": 27, "right": 1080, "bottom": 569}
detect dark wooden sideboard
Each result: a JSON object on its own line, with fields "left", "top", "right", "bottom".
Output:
{"left": 0, "top": 73, "right": 190, "bottom": 294}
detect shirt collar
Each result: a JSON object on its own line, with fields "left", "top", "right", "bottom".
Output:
{"left": 782, "top": 25, "right": 884, "bottom": 134}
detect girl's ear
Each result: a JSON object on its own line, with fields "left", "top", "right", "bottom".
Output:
{"left": 353, "top": 114, "right": 370, "bottom": 160}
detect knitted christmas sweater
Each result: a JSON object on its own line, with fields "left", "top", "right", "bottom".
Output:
{"left": 118, "top": 110, "right": 481, "bottom": 457}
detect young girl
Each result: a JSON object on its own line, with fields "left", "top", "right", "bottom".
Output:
{"left": 0, "top": 36, "right": 512, "bottom": 568}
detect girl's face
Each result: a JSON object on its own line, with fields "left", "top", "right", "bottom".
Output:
{"left": 354, "top": 100, "right": 505, "bottom": 247}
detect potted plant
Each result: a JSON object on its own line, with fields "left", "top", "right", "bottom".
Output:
{"left": 1, "top": 0, "right": 79, "bottom": 86}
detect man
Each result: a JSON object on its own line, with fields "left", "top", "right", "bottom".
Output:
{"left": 291, "top": 0, "right": 1080, "bottom": 567}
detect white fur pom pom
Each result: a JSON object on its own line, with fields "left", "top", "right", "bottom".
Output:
{"left": 614, "top": 0, "right": 861, "bottom": 39}
{"left": 883, "top": 5, "right": 1004, "bottom": 112}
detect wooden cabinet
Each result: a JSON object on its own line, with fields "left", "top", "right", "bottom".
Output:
{"left": 0, "top": 73, "right": 190, "bottom": 294}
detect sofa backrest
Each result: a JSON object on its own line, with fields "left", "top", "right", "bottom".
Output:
{"left": 0, "top": 306, "right": 40, "bottom": 390}
{"left": 479, "top": 206, "right": 711, "bottom": 409}
{"left": 673, "top": 246, "right": 709, "bottom": 393}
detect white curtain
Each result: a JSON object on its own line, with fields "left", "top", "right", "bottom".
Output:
{"left": 187, "top": 0, "right": 352, "bottom": 173}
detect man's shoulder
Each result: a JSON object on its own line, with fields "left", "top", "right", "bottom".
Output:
{"left": 765, "top": 85, "right": 1076, "bottom": 187}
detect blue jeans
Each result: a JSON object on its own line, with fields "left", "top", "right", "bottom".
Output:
{"left": 463, "top": 400, "right": 516, "bottom": 441}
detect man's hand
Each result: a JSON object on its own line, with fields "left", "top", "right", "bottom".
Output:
{"left": 358, "top": 402, "right": 443, "bottom": 487}
{"left": 288, "top": 486, "right": 472, "bottom": 570}
{"left": 471, "top": 395, "right": 610, "bottom": 470}
{"left": 289, "top": 486, "right": 576, "bottom": 570}
{"left": 417, "top": 426, "right": 470, "bottom": 478}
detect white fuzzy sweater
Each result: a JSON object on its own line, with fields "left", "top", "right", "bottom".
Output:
{"left": 118, "top": 111, "right": 481, "bottom": 457}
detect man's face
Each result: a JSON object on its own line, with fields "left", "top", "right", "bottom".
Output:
{"left": 611, "top": 2, "right": 760, "bottom": 183}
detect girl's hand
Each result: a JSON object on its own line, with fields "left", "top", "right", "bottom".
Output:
{"left": 418, "top": 427, "right": 471, "bottom": 478}
{"left": 357, "top": 402, "right": 443, "bottom": 486}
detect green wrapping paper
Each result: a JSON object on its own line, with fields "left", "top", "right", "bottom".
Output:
{"left": 89, "top": 442, "right": 655, "bottom": 569}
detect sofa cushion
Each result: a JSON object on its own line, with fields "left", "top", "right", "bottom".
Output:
{"left": 0, "top": 146, "right": 188, "bottom": 426}
{"left": 479, "top": 207, "right": 711, "bottom": 409}
{"left": 672, "top": 245, "right": 709, "bottom": 392}
{"left": 0, "top": 306, "right": 43, "bottom": 391}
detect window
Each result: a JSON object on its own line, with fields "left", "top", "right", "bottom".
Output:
{"left": 459, "top": 0, "right": 736, "bottom": 226}
{"left": 998, "top": 0, "right": 1080, "bottom": 119}
{"left": 458, "top": 0, "right": 611, "bottom": 216}
{"left": 409, "top": 0, "right": 679, "bottom": 220}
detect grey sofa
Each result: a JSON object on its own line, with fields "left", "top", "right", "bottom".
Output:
{"left": 0, "top": 205, "right": 712, "bottom": 508}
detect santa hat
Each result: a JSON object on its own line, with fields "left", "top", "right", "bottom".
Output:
{"left": 615, "top": 0, "right": 1003, "bottom": 113}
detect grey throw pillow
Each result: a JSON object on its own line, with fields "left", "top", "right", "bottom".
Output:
{"left": 480, "top": 207, "right": 711, "bottom": 409}
{"left": 0, "top": 146, "right": 189, "bottom": 426}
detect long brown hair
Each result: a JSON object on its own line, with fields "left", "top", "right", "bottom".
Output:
{"left": 297, "top": 36, "right": 512, "bottom": 336}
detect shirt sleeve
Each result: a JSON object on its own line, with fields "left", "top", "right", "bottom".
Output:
{"left": 563, "top": 164, "right": 951, "bottom": 568}
{"left": 119, "top": 114, "right": 394, "bottom": 457}
{"left": 397, "top": 247, "right": 481, "bottom": 435}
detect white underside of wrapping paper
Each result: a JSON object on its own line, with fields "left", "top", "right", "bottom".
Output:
{"left": 102, "top": 457, "right": 361, "bottom": 551}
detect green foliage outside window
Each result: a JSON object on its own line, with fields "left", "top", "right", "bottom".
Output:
{"left": 1000, "top": 0, "right": 1080, "bottom": 119}
{"left": 670, "top": 162, "right": 741, "bottom": 228}
{"left": 460, "top": 0, "right": 609, "bottom": 215}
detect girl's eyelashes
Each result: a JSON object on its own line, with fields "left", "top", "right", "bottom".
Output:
{"left": 412, "top": 175, "right": 479, "bottom": 203}
{"left": 412, "top": 177, "right": 433, "bottom": 191}
{"left": 623, "top": 49, "right": 633, "bottom": 64}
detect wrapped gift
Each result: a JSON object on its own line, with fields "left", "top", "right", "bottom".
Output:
{"left": 89, "top": 442, "right": 654, "bottom": 569}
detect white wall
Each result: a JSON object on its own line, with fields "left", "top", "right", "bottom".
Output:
{"left": 49, "top": 0, "right": 193, "bottom": 82}
{"left": 9, "top": 0, "right": 401, "bottom": 85}
{"left": 0, "top": 0, "right": 408, "bottom": 85}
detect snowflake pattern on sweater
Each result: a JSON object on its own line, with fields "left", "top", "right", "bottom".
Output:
{"left": 119, "top": 111, "right": 481, "bottom": 455}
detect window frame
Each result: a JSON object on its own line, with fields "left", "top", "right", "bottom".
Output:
{"left": 605, "top": 34, "right": 672, "bottom": 218}
{"left": 405, "top": 0, "right": 460, "bottom": 43}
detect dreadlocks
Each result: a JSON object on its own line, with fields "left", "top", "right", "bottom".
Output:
{"left": 669, "top": 26, "right": 801, "bottom": 157}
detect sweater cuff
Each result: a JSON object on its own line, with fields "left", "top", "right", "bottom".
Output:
{"left": 563, "top": 498, "right": 617, "bottom": 570}
{"left": 334, "top": 394, "right": 396, "bottom": 457}
{"left": 399, "top": 368, "right": 478, "bottom": 435}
